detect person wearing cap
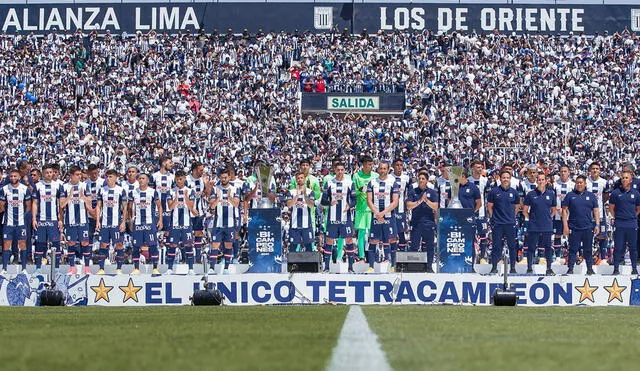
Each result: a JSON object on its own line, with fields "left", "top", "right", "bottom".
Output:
{"left": 487, "top": 170, "right": 521, "bottom": 274}
{"left": 609, "top": 169, "right": 640, "bottom": 275}
{"left": 561, "top": 175, "right": 599, "bottom": 275}
{"left": 523, "top": 172, "right": 556, "bottom": 275}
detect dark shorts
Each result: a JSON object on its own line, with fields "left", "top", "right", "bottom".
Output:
{"left": 132, "top": 224, "right": 158, "bottom": 247}
{"left": 289, "top": 227, "right": 314, "bottom": 245}
{"left": 369, "top": 218, "right": 397, "bottom": 242}
{"left": 169, "top": 227, "right": 194, "bottom": 246}
{"left": 65, "top": 225, "right": 89, "bottom": 244}
{"left": 100, "top": 227, "right": 123, "bottom": 245}
{"left": 3, "top": 225, "right": 28, "bottom": 242}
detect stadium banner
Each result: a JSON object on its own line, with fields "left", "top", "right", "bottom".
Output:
{"left": 247, "top": 208, "right": 283, "bottom": 273}
{"left": 301, "top": 93, "right": 404, "bottom": 113}
{"left": 438, "top": 209, "right": 475, "bottom": 273}
{"left": 2, "top": 272, "right": 639, "bottom": 307}
{"left": 0, "top": 3, "right": 637, "bottom": 35}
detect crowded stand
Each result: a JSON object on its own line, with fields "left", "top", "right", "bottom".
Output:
{"left": 0, "top": 27, "right": 639, "bottom": 275}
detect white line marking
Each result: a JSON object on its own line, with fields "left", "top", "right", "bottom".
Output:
{"left": 327, "top": 305, "right": 392, "bottom": 371}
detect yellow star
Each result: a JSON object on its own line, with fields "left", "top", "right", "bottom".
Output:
{"left": 119, "top": 278, "right": 142, "bottom": 303}
{"left": 575, "top": 278, "right": 598, "bottom": 303}
{"left": 91, "top": 278, "right": 114, "bottom": 303}
{"left": 604, "top": 278, "right": 626, "bottom": 303}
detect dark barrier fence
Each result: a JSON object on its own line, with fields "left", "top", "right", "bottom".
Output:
{"left": 0, "top": 3, "right": 637, "bottom": 34}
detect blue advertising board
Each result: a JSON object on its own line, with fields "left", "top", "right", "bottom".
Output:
{"left": 438, "top": 208, "right": 475, "bottom": 273}
{"left": 0, "top": 3, "right": 636, "bottom": 35}
{"left": 247, "top": 208, "right": 283, "bottom": 273}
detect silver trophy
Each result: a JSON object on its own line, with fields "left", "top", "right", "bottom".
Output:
{"left": 255, "top": 163, "right": 274, "bottom": 208}
{"left": 445, "top": 166, "right": 464, "bottom": 209}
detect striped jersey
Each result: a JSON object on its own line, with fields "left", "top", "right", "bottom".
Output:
{"left": 587, "top": 177, "right": 609, "bottom": 219}
{"left": 288, "top": 188, "right": 315, "bottom": 229}
{"left": 0, "top": 183, "right": 31, "bottom": 227}
{"left": 171, "top": 186, "right": 195, "bottom": 229}
{"left": 230, "top": 178, "right": 245, "bottom": 221}
{"left": 151, "top": 171, "right": 175, "bottom": 216}
{"left": 84, "top": 177, "right": 104, "bottom": 219}
{"left": 522, "top": 178, "right": 537, "bottom": 193}
{"left": 130, "top": 187, "right": 160, "bottom": 226}
{"left": 98, "top": 185, "right": 128, "bottom": 227}
{"left": 210, "top": 184, "right": 239, "bottom": 228}
{"left": 322, "top": 178, "right": 356, "bottom": 223}
{"left": 436, "top": 177, "right": 451, "bottom": 208}
{"left": 468, "top": 175, "right": 488, "bottom": 218}
{"left": 124, "top": 180, "right": 139, "bottom": 196}
{"left": 391, "top": 173, "right": 410, "bottom": 214}
{"left": 64, "top": 182, "right": 89, "bottom": 226}
{"left": 553, "top": 179, "right": 575, "bottom": 221}
{"left": 186, "top": 175, "right": 206, "bottom": 216}
{"left": 367, "top": 177, "right": 399, "bottom": 219}
{"left": 33, "top": 181, "right": 66, "bottom": 222}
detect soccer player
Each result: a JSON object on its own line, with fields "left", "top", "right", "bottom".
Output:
{"left": 287, "top": 172, "right": 315, "bottom": 254}
{"left": 608, "top": 170, "right": 640, "bottom": 275}
{"left": 0, "top": 168, "right": 32, "bottom": 273}
{"left": 521, "top": 165, "right": 539, "bottom": 193}
{"left": 523, "top": 172, "right": 556, "bottom": 275}
{"left": 468, "top": 160, "right": 489, "bottom": 263}
{"left": 562, "top": 175, "right": 599, "bottom": 275}
{"left": 187, "top": 161, "right": 211, "bottom": 264}
{"left": 167, "top": 170, "right": 198, "bottom": 275}
{"left": 288, "top": 159, "right": 322, "bottom": 242}
{"left": 123, "top": 165, "right": 139, "bottom": 245}
{"left": 587, "top": 161, "right": 611, "bottom": 264}
{"left": 487, "top": 170, "right": 521, "bottom": 274}
{"left": 227, "top": 166, "right": 245, "bottom": 262}
{"left": 150, "top": 157, "right": 175, "bottom": 263}
{"left": 129, "top": 173, "right": 163, "bottom": 275}
{"left": 61, "top": 166, "right": 94, "bottom": 274}
{"left": 391, "top": 158, "right": 410, "bottom": 264}
{"left": 32, "top": 164, "right": 67, "bottom": 273}
{"left": 84, "top": 164, "right": 104, "bottom": 247}
{"left": 95, "top": 170, "right": 128, "bottom": 274}
{"left": 321, "top": 159, "right": 351, "bottom": 264}
{"left": 406, "top": 172, "right": 439, "bottom": 273}
{"left": 553, "top": 165, "right": 575, "bottom": 260}
{"left": 366, "top": 161, "right": 399, "bottom": 271}
{"left": 321, "top": 163, "right": 357, "bottom": 272}
{"left": 436, "top": 166, "right": 451, "bottom": 209}
{"left": 209, "top": 169, "right": 240, "bottom": 274}
{"left": 353, "top": 155, "right": 378, "bottom": 260}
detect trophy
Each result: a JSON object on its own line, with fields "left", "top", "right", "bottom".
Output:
{"left": 445, "top": 166, "right": 464, "bottom": 209}
{"left": 255, "top": 162, "right": 274, "bottom": 208}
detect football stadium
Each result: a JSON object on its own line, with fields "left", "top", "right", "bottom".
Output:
{"left": 1, "top": 0, "right": 640, "bottom": 369}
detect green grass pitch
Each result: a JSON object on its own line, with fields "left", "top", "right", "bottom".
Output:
{"left": 1, "top": 306, "right": 639, "bottom": 371}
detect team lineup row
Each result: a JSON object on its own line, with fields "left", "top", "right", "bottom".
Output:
{"left": 0, "top": 157, "right": 639, "bottom": 276}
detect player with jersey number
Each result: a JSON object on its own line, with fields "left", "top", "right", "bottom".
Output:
{"left": 209, "top": 169, "right": 240, "bottom": 274}
{"left": 553, "top": 165, "right": 575, "bottom": 261}
{"left": 287, "top": 172, "right": 316, "bottom": 254}
{"left": 129, "top": 173, "right": 163, "bottom": 275}
{"left": 187, "top": 161, "right": 212, "bottom": 264}
{"left": 150, "top": 157, "right": 175, "bottom": 264}
{"left": 391, "top": 158, "right": 410, "bottom": 265}
{"left": 167, "top": 170, "right": 198, "bottom": 275}
{"left": 61, "top": 166, "right": 94, "bottom": 274}
{"left": 468, "top": 160, "right": 489, "bottom": 263}
{"left": 366, "top": 161, "right": 399, "bottom": 271}
{"left": 0, "top": 169, "right": 32, "bottom": 273}
{"left": 32, "top": 164, "right": 67, "bottom": 273}
{"left": 321, "top": 163, "right": 357, "bottom": 272}
{"left": 123, "top": 165, "right": 139, "bottom": 247}
{"left": 95, "top": 170, "right": 128, "bottom": 274}
{"left": 587, "top": 162, "right": 611, "bottom": 264}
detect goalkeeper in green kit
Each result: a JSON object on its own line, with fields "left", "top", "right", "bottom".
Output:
{"left": 352, "top": 155, "right": 378, "bottom": 260}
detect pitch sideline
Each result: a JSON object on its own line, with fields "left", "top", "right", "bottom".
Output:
{"left": 326, "top": 305, "right": 392, "bottom": 371}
